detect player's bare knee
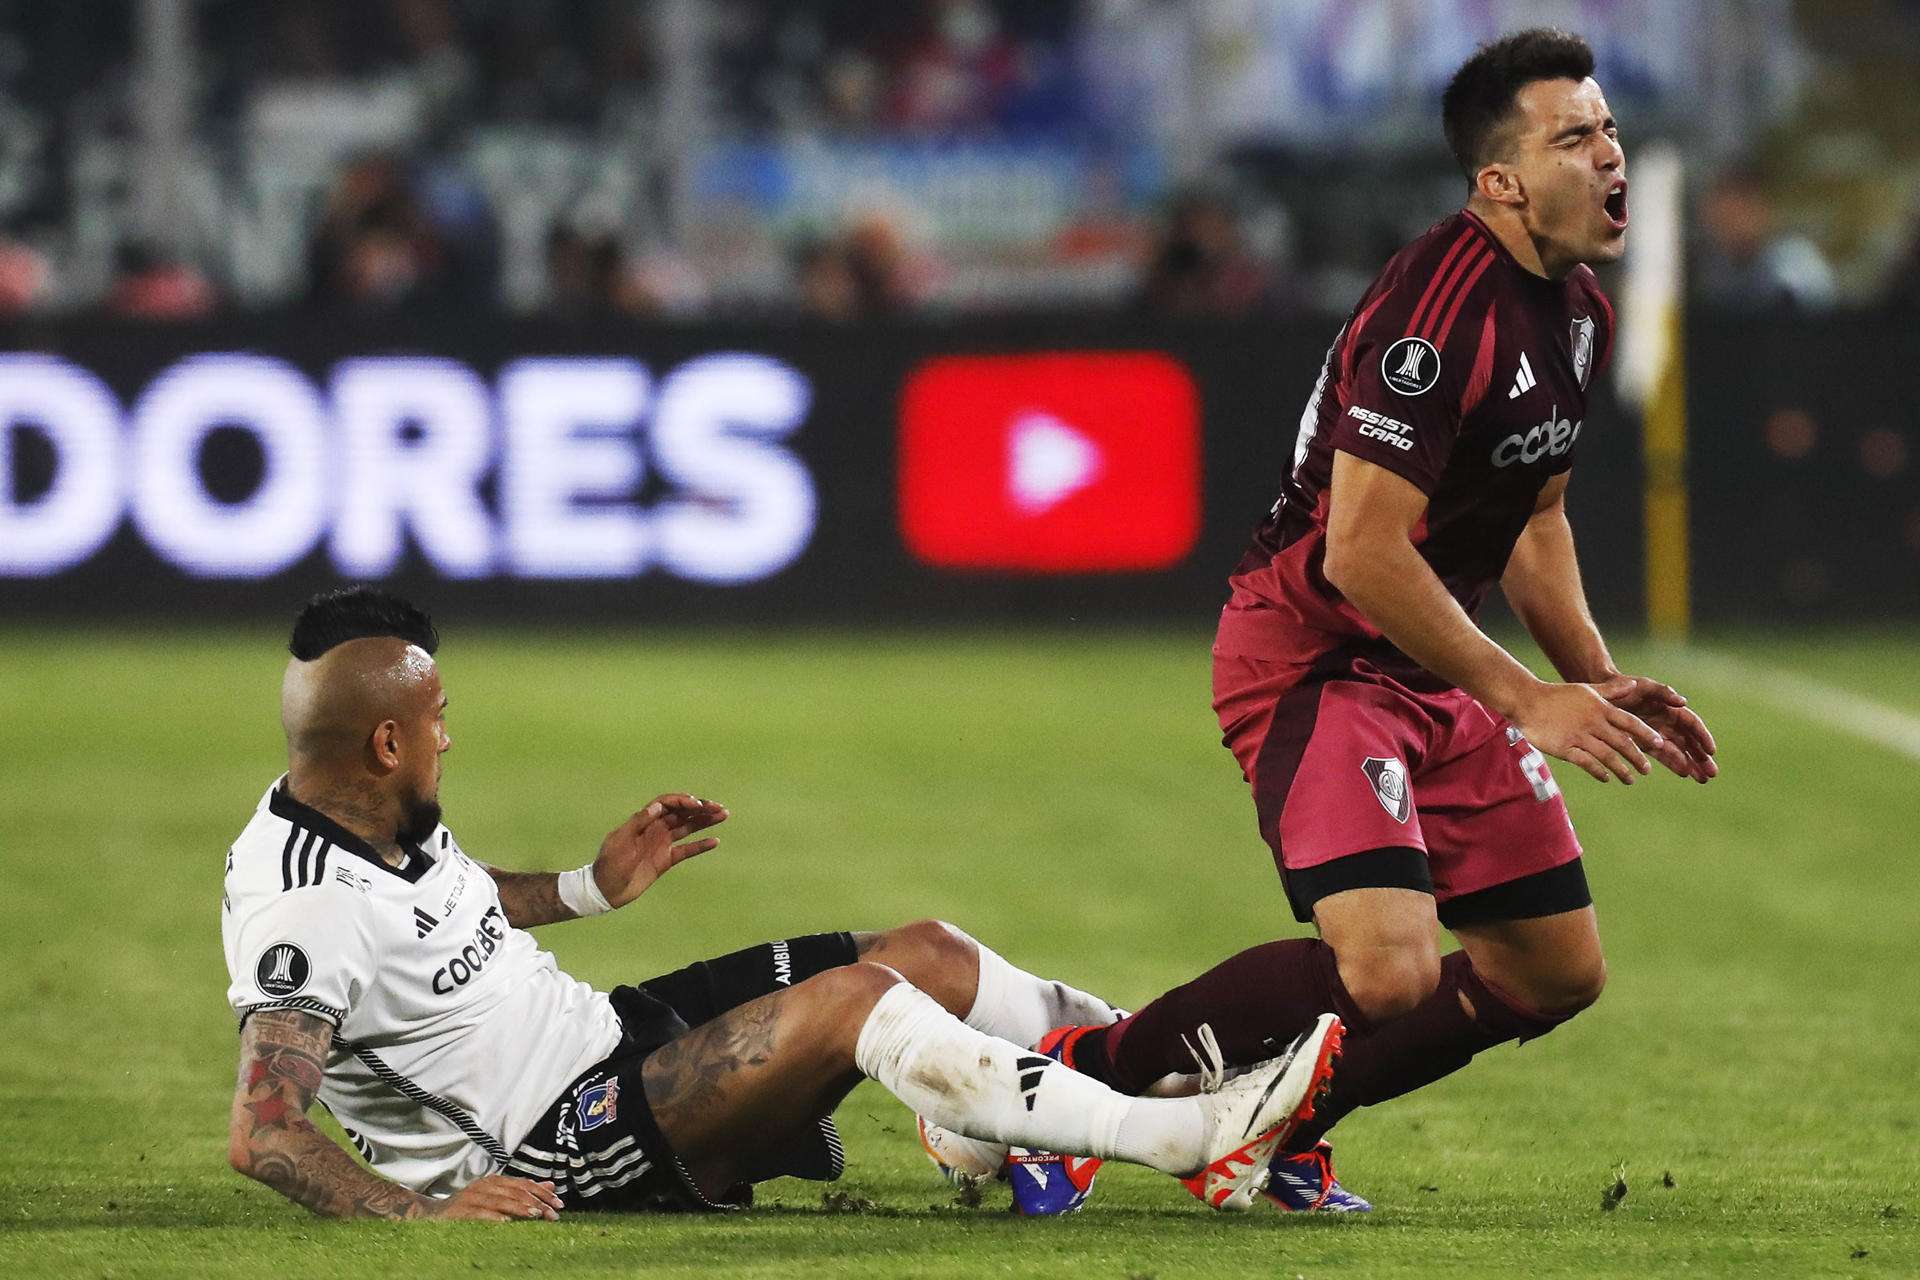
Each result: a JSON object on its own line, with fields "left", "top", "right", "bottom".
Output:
{"left": 812, "top": 960, "right": 906, "bottom": 1017}
{"left": 794, "top": 962, "right": 906, "bottom": 1057}
{"left": 861, "top": 920, "right": 976, "bottom": 1015}
{"left": 1546, "top": 955, "right": 1607, "bottom": 1015}
{"left": 888, "top": 919, "right": 976, "bottom": 971}
{"left": 1339, "top": 948, "right": 1441, "bottom": 1022}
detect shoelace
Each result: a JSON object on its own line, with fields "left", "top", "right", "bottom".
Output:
{"left": 1179, "top": 1022, "right": 1228, "bottom": 1094}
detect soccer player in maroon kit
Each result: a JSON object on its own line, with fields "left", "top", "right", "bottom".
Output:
{"left": 1033, "top": 29, "right": 1719, "bottom": 1212}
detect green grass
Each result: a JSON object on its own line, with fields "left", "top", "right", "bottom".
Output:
{"left": 0, "top": 625, "right": 1915, "bottom": 1278}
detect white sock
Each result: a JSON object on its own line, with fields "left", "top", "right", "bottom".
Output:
{"left": 856, "top": 982, "right": 1205, "bottom": 1176}
{"left": 964, "top": 939, "right": 1123, "bottom": 1047}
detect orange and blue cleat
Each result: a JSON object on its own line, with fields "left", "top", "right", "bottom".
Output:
{"left": 1262, "top": 1140, "right": 1373, "bottom": 1212}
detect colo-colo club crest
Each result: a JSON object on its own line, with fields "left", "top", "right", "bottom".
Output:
{"left": 1361, "top": 757, "right": 1412, "bottom": 823}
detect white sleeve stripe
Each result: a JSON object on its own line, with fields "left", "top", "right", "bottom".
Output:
{"left": 345, "top": 1042, "right": 511, "bottom": 1166}
{"left": 237, "top": 997, "right": 347, "bottom": 1028}
{"left": 279, "top": 826, "right": 301, "bottom": 891}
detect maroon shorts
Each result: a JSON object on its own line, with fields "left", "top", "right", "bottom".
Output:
{"left": 1214, "top": 649, "right": 1588, "bottom": 926}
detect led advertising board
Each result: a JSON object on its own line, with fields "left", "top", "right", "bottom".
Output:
{"left": 0, "top": 317, "right": 1656, "bottom": 623}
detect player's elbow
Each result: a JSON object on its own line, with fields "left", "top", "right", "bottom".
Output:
{"left": 1321, "top": 534, "right": 1387, "bottom": 602}
{"left": 228, "top": 1130, "right": 256, "bottom": 1178}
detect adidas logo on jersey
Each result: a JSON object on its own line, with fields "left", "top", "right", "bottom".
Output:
{"left": 414, "top": 907, "right": 440, "bottom": 938}
{"left": 1508, "top": 352, "right": 1537, "bottom": 400}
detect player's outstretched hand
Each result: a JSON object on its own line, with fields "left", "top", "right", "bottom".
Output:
{"left": 592, "top": 794, "right": 729, "bottom": 909}
{"left": 1510, "top": 681, "right": 1665, "bottom": 785}
{"left": 1594, "top": 674, "right": 1719, "bottom": 783}
{"left": 431, "top": 1175, "right": 563, "bottom": 1221}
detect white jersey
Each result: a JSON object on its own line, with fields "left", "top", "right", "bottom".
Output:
{"left": 222, "top": 779, "right": 624, "bottom": 1197}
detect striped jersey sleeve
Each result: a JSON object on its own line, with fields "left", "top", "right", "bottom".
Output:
{"left": 1330, "top": 220, "right": 1502, "bottom": 494}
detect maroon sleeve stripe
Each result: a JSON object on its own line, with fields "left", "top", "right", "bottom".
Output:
{"left": 1419, "top": 244, "right": 1490, "bottom": 345}
{"left": 1431, "top": 250, "right": 1494, "bottom": 349}
{"left": 1406, "top": 229, "right": 1476, "bottom": 339}
{"left": 1459, "top": 308, "right": 1500, "bottom": 416}
{"left": 1341, "top": 287, "right": 1397, "bottom": 383}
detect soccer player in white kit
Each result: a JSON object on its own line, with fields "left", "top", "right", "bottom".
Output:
{"left": 222, "top": 590, "right": 1343, "bottom": 1219}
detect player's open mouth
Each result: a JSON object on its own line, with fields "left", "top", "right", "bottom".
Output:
{"left": 1604, "top": 182, "right": 1629, "bottom": 230}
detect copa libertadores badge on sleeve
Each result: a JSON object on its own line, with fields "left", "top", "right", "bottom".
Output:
{"left": 1381, "top": 337, "right": 1442, "bottom": 396}
{"left": 256, "top": 942, "right": 311, "bottom": 997}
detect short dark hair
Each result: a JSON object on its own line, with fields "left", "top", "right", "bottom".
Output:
{"left": 1442, "top": 29, "right": 1597, "bottom": 180}
{"left": 288, "top": 586, "right": 439, "bottom": 661}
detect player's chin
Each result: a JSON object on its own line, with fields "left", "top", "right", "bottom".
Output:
{"left": 1587, "top": 227, "right": 1628, "bottom": 264}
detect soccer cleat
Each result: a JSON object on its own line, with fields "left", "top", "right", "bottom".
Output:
{"left": 1180, "top": 1012, "right": 1344, "bottom": 1212}
{"left": 1004, "top": 1024, "right": 1106, "bottom": 1216}
{"left": 1005, "top": 1147, "right": 1103, "bottom": 1216}
{"left": 1262, "top": 1141, "right": 1373, "bottom": 1212}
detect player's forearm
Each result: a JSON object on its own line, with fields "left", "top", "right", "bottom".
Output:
{"left": 1326, "top": 537, "right": 1544, "bottom": 718}
{"left": 232, "top": 1115, "right": 440, "bottom": 1219}
{"left": 481, "top": 865, "right": 577, "bottom": 928}
{"left": 230, "top": 1008, "right": 441, "bottom": 1219}
{"left": 1501, "top": 510, "right": 1617, "bottom": 683}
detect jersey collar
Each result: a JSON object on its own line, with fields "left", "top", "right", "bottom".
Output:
{"left": 269, "top": 782, "right": 435, "bottom": 884}
{"left": 1459, "top": 209, "right": 1576, "bottom": 297}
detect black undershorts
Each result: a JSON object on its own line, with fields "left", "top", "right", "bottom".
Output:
{"left": 1283, "top": 846, "right": 1593, "bottom": 929}
{"left": 504, "top": 930, "right": 860, "bottom": 1212}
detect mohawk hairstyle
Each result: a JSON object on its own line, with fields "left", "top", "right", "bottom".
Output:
{"left": 288, "top": 586, "right": 439, "bottom": 661}
{"left": 1442, "top": 28, "right": 1597, "bottom": 181}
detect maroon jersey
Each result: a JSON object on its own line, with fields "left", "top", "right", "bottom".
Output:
{"left": 1218, "top": 210, "right": 1614, "bottom": 687}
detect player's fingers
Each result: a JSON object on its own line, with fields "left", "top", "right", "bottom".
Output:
{"left": 1562, "top": 744, "right": 1612, "bottom": 783}
{"left": 1605, "top": 705, "right": 1663, "bottom": 752}
{"left": 1672, "top": 706, "right": 1716, "bottom": 756}
{"left": 1594, "top": 720, "right": 1652, "bottom": 776}
{"left": 1582, "top": 734, "right": 1639, "bottom": 784}
{"left": 1646, "top": 737, "right": 1692, "bottom": 777}
{"left": 1594, "top": 675, "right": 1638, "bottom": 701}
{"left": 669, "top": 837, "right": 719, "bottom": 863}
{"left": 516, "top": 1179, "right": 564, "bottom": 1211}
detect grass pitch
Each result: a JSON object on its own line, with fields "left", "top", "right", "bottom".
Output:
{"left": 0, "top": 624, "right": 1914, "bottom": 1278}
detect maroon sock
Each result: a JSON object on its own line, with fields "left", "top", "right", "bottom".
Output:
{"left": 1075, "top": 939, "right": 1372, "bottom": 1095}
{"left": 1283, "top": 950, "right": 1570, "bottom": 1151}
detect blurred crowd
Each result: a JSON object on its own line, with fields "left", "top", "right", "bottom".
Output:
{"left": 0, "top": 0, "right": 1917, "bottom": 321}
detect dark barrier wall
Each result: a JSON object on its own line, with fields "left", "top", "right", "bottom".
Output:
{"left": 5, "top": 311, "right": 1897, "bottom": 628}
{"left": 1688, "top": 312, "right": 1920, "bottom": 621}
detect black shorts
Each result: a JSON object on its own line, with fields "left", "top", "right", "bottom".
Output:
{"left": 505, "top": 931, "right": 860, "bottom": 1213}
{"left": 1282, "top": 848, "right": 1593, "bottom": 929}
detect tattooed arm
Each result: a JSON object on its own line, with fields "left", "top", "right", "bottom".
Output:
{"left": 480, "top": 795, "right": 729, "bottom": 929}
{"left": 478, "top": 866, "right": 574, "bottom": 929}
{"left": 228, "top": 1008, "right": 562, "bottom": 1221}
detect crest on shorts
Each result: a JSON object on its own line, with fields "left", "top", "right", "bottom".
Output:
{"left": 1381, "top": 337, "right": 1441, "bottom": 396}
{"left": 1570, "top": 316, "right": 1596, "bottom": 389}
{"left": 255, "top": 942, "right": 310, "bottom": 997}
{"left": 576, "top": 1077, "right": 620, "bottom": 1131}
{"left": 1361, "top": 757, "right": 1411, "bottom": 823}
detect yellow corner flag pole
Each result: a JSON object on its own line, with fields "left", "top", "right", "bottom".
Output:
{"left": 1643, "top": 307, "right": 1690, "bottom": 640}
{"left": 1617, "top": 143, "right": 1690, "bottom": 643}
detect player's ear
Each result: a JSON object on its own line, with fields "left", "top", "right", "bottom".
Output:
{"left": 368, "top": 720, "right": 402, "bottom": 773}
{"left": 1476, "top": 163, "right": 1524, "bottom": 208}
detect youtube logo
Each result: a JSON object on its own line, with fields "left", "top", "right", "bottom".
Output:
{"left": 897, "top": 353, "right": 1201, "bottom": 573}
